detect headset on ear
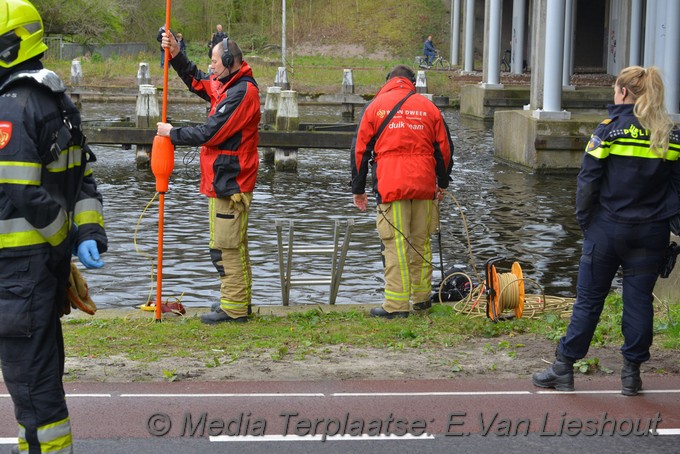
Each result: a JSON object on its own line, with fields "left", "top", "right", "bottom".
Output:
{"left": 221, "top": 36, "right": 233, "bottom": 68}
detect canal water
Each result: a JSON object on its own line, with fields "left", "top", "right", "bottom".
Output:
{"left": 80, "top": 101, "right": 583, "bottom": 310}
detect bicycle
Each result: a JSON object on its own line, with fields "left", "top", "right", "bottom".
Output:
{"left": 500, "top": 49, "right": 511, "bottom": 72}
{"left": 418, "top": 50, "right": 451, "bottom": 71}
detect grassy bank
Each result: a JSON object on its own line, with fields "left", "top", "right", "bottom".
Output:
{"left": 62, "top": 295, "right": 679, "bottom": 366}
{"left": 44, "top": 50, "right": 465, "bottom": 102}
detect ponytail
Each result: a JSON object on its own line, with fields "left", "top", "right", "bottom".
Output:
{"left": 616, "top": 66, "right": 673, "bottom": 158}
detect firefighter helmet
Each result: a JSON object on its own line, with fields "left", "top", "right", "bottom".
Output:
{"left": 0, "top": 0, "right": 48, "bottom": 74}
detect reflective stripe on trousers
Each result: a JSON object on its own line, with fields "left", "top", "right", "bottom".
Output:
{"left": 208, "top": 195, "right": 252, "bottom": 317}
{"left": 376, "top": 199, "right": 435, "bottom": 312}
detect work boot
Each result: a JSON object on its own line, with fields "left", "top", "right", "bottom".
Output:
{"left": 200, "top": 309, "right": 248, "bottom": 325}
{"left": 412, "top": 301, "right": 432, "bottom": 311}
{"left": 370, "top": 307, "right": 409, "bottom": 319}
{"left": 532, "top": 352, "right": 575, "bottom": 391}
{"left": 210, "top": 302, "right": 252, "bottom": 315}
{"left": 621, "top": 358, "right": 642, "bottom": 396}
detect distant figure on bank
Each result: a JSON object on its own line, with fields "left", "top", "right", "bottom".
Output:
{"left": 351, "top": 65, "right": 453, "bottom": 319}
{"left": 532, "top": 66, "right": 680, "bottom": 396}
{"left": 157, "top": 31, "right": 261, "bottom": 325}
{"left": 208, "top": 24, "right": 226, "bottom": 58}
{"left": 177, "top": 32, "right": 186, "bottom": 54}
{"left": 423, "top": 35, "right": 436, "bottom": 66}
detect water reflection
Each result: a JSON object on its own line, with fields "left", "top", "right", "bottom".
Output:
{"left": 80, "top": 102, "right": 581, "bottom": 309}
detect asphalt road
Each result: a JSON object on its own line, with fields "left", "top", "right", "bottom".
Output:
{"left": 1, "top": 377, "right": 678, "bottom": 453}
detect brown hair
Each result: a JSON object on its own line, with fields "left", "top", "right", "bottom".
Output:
{"left": 616, "top": 66, "right": 673, "bottom": 157}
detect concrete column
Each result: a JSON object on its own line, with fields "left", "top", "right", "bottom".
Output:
{"left": 464, "top": 0, "right": 475, "bottom": 72}
{"left": 629, "top": 0, "right": 643, "bottom": 66}
{"left": 341, "top": 69, "right": 355, "bottom": 121}
{"left": 534, "top": 0, "right": 570, "bottom": 119}
{"left": 529, "top": 0, "right": 547, "bottom": 110}
{"left": 562, "top": 0, "right": 574, "bottom": 89}
{"left": 664, "top": 0, "right": 679, "bottom": 116}
{"left": 643, "top": 0, "right": 657, "bottom": 66}
{"left": 653, "top": 0, "right": 667, "bottom": 69}
{"left": 510, "top": 0, "right": 526, "bottom": 75}
{"left": 275, "top": 90, "right": 299, "bottom": 172}
{"left": 136, "top": 62, "right": 150, "bottom": 86}
{"left": 70, "top": 60, "right": 82, "bottom": 85}
{"left": 415, "top": 70, "right": 428, "bottom": 94}
{"left": 482, "top": 0, "right": 503, "bottom": 87}
{"left": 275, "top": 66, "right": 290, "bottom": 90}
{"left": 135, "top": 84, "right": 160, "bottom": 169}
{"left": 451, "top": 0, "right": 461, "bottom": 65}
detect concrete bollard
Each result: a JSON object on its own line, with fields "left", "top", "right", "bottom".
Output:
{"left": 415, "top": 70, "right": 428, "bottom": 94}
{"left": 70, "top": 59, "right": 82, "bottom": 85}
{"left": 135, "top": 84, "right": 160, "bottom": 169}
{"left": 263, "top": 86, "right": 281, "bottom": 127}
{"left": 274, "top": 90, "right": 299, "bottom": 172}
{"left": 274, "top": 66, "right": 290, "bottom": 90}
{"left": 136, "top": 62, "right": 151, "bottom": 86}
{"left": 341, "top": 69, "right": 355, "bottom": 122}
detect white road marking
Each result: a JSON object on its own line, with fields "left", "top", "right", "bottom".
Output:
{"left": 210, "top": 434, "right": 435, "bottom": 442}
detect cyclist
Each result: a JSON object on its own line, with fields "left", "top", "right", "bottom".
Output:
{"left": 423, "top": 35, "right": 436, "bottom": 66}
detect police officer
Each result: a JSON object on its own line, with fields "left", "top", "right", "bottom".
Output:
{"left": 533, "top": 66, "right": 680, "bottom": 395}
{"left": 0, "top": 1, "right": 107, "bottom": 452}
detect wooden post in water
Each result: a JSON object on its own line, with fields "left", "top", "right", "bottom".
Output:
{"left": 69, "top": 60, "right": 82, "bottom": 109}
{"left": 275, "top": 67, "right": 290, "bottom": 90}
{"left": 415, "top": 70, "right": 428, "bottom": 94}
{"left": 261, "top": 86, "right": 281, "bottom": 164}
{"left": 136, "top": 62, "right": 151, "bottom": 86}
{"left": 341, "top": 69, "right": 355, "bottom": 122}
{"left": 274, "top": 90, "right": 299, "bottom": 172}
{"left": 135, "top": 84, "right": 160, "bottom": 169}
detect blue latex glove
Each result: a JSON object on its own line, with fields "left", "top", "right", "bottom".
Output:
{"left": 77, "top": 240, "right": 104, "bottom": 269}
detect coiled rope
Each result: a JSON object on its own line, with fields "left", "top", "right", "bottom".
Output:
{"left": 437, "top": 191, "right": 574, "bottom": 320}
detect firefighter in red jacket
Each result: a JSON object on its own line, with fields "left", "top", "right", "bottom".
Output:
{"left": 351, "top": 65, "right": 453, "bottom": 318}
{"left": 157, "top": 32, "right": 260, "bottom": 324}
{"left": 0, "top": 1, "right": 107, "bottom": 452}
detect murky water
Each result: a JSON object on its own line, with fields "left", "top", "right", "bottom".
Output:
{"left": 80, "top": 101, "right": 582, "bottom": 309}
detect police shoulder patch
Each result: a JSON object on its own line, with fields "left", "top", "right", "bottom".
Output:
{"left": 0, "top": 121, "right": 12, "bottom": 150}
{"left": 586, "top": 135, "right": 602, "bottom": 152}
{"left": 600, "top": 118, "right": 612, "bottom": 125}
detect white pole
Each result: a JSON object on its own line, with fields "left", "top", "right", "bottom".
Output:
{"left": 562, "top": 0, "right": 574, "bottom": 87}
{"left": 464, "top": 0, "right": 475, "bottom": 72}
{"left": 511, "top": 0, "right": 526, "bottom": 74}
{"left": 543, "top": 0, "right": 566, "bottom": 112}
{"left": 451, "top": 0, "right": 461, "bottom": 65}
{"left": 664, "top": 0, "right": 679, "bottom": 115}
{"left": 486, "top": 0, "right": 502, "bottom": 85}
{"left": 629, "top": 0, "right": 642, "bottom": 66}
{"left": 643, "top": 0, "right": 656, "bottom": 67}
{"left": 281, "top": 0, "right": 287, "bottom": 68}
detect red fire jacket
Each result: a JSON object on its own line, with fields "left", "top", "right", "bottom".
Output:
{"left": 351, "top": 77, "right": 453, "bottom": 204}
{"left": 169, "top": 53, "right": 260, "bottom": 198}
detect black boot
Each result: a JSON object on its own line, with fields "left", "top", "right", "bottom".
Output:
{"left": 621, "top": 358, "right": 642, "bottom": 396}
{"left": 532, "top": 352, "right": 575, "bottom": 391}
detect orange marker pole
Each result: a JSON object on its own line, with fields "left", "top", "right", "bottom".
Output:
{"left": 150, "top": 0, "right": 175, "bottom": 322}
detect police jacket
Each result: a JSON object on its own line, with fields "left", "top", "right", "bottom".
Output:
{"left": 168, "top": 52, "right": 260, "bottom": 198}
{"left": 351, "top": 77, "right": 453, "bottom": 204}
{"left": 0, "top": 61, "right": 107, "bottom": 259}
{"left": 577, "top": 103, "right": 680, "bottom": 231}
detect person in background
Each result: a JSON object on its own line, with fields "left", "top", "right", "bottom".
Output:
{"left": 0, "top": 0, "right": 108, "bottom": 452}
{"left": 208, "top": 23, "right": 226, "bottom": 58}
{"left": 351, "top": 65, "right": 453, "bottom": 319}
{"left": 423, "top": 34, "right": 436, "bottom": 66}
{"left": 177, "top": 32, "right": 186, "bottom": 54}
{"left": 532, "top": 66, "right": 680, "bottom": 396}
{"left": 157, "top": 31, "right": 260, "bottom": 324}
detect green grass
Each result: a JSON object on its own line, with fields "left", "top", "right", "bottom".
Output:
{"left": 62, "top": 293, "right": 679, "bottom": 363}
